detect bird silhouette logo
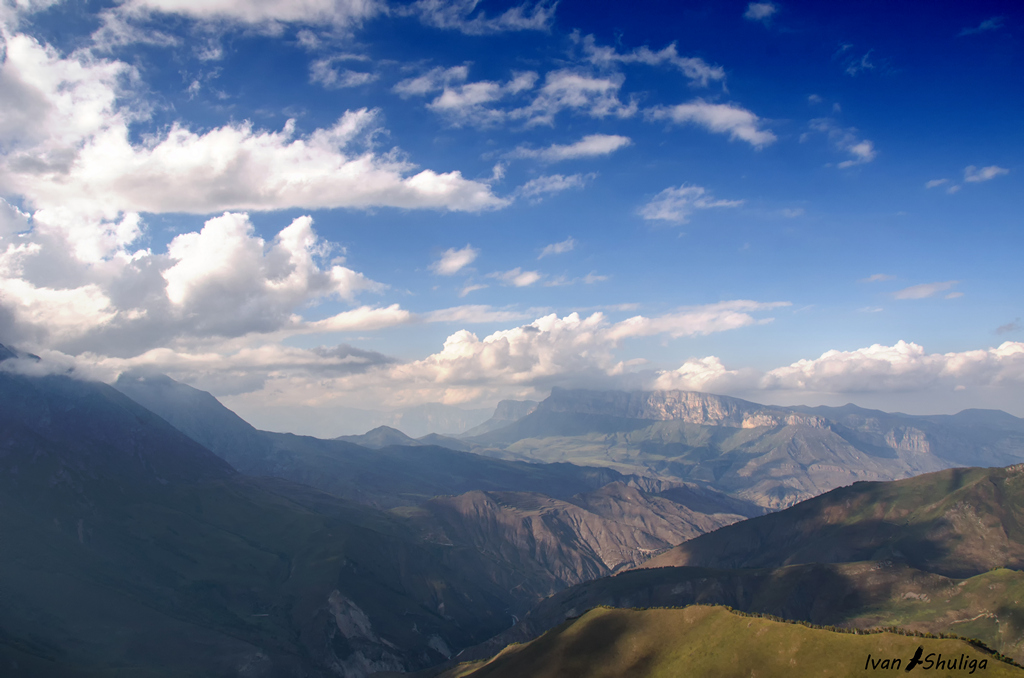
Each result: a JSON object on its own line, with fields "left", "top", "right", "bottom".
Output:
{"left": 905, "top": 646, "right": 924, "bottom": 672}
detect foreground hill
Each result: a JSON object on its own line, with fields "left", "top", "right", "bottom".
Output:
{"left": 465, "top": 387, "right": 1024, "bottom": 508}
{"left": 439, "top": 464, "right": 1024, "bottom": 665}
{"left": 436, "top": 606, "right": 1023, "bottom": 678}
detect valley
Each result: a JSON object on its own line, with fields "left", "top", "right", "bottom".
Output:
{"left": 3, "top": 345, "right": 1024, "bottom": 676}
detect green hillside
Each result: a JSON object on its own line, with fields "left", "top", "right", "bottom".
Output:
{"left": 440, "top": 606, "right": 1024, "bottom": 678}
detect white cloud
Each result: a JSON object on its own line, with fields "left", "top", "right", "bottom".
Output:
{"left": 964, "top": 165, "right": 1009, "bottom": 183}
{"left": 654, "top": 356, "right": 748, "bottom": 391}
{"left": 844, "top": 50, "right": 875, "bottom": 76}
{"left": 430, "top": 244, "right": 478, "bottom": 275}
{"left": 925, "top": 178, "right": 948, "bottom": 189}
{"left": 510, "top": 69, "right": 637, "bottom": 127}
{"left": 0, "top": 198, "right": 31, "bottom": 238}
{"left": 517, "top": 173, "right": 591, "bottom": 199}
{"left": 0, "top": 207, "right": 397, "bottom": 352}
{"left": 509, "top": 134, "right": 632, "bottom": 162}
{"left": 426, "top": 72, "right": 537, "bottom": 126}
{"left": 578, "top": 34, "right": 725, "bottom": 87}
{"left": 424, "top": 305, "right": 533, "bottom": 324}
{"left": 301, "top": 305, "right": 413, "bottom": 333}
{"left": 309, "top": 57, "right": 377, "bottom": 89}
{"left": 639, "top": 184, "right": 742, "bottom": 224}
{"left": 115, "top": 0, "right": 382, "bottom": 28}
{"left": 488, "top": 267, "right": 543, "bottom": 287}
{"left": 809, "top": 119, "right": 877, "bottom": 168}
{"left": 458, "top": 283, "right": 488, "bottom": 297}
{"left": 393, "top": 65, "right": 469, "bottom": 97}
{"left": 859, "top": 273, "right": 895, "bottom": 283}
{"left": 762, "top": 340, "right": 1024, "bottom": 393}
{"left": 608, "top": 300, "right": 789, "bottom": 340}
{"left": 780, "top": 207, "right": 804, "bottom": 218}
{"left": 959, "top": 17, "right": 1004, "bottom": 37}
{"left": 808, "top": 94, "right": 822, "bottom": 104}
{"left": 405, "top": 0, "right": 557, "bottom": 35}
{"left": 538, "top": 237, "right": 575, "bottom": 258}
{"left": 0, "top": 35, "right": 507, "bottom": 216}
{"left": 647, "top": 100, "right": 777, "bottom": 148}
{"left": 743, "top": 2, "right": 777, "bottom": 23}
{"left": 893, "top": 280, "right": 959, "bottom": 300}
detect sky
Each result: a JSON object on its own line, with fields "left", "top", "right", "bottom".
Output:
{"left": 0, "top": 0, "right": 1021, "bottom": 435}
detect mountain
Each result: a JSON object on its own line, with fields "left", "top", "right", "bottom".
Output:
{"left": 0, "top": 365, "right": 532, "bottom": 677}
{"left": 336, "top": 425, "right": 423, "bottom": 448}
{"left": 400, "top": 482, "right": 749, "bottom": 615}
{"left": 644, "top": 464, "right": 1024, "bottom": 577}
{"left": 445, "top": 463, "right": 1024, "bottom": 666}
{"left": 460, "top": 399, "right": 539, "bottom": 438}
{"left": 465, "top": 387, "right": 1024, "bottom": 508}
{"left": 114, "top": 373, "right": 646, "bottom": 509}
{"left": 435, "top": 605, "right": 1023, "bottom": 678}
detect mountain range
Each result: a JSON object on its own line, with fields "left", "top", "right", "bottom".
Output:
{"left": 4, "top": 345, "right": 1024, "bottom": 677}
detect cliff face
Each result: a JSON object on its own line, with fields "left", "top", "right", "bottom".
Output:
{"left": 539, "top": 388, "right": 828, "bottom": 429}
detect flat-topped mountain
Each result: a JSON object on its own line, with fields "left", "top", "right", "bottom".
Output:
{"left": 538, "top": 387, "right": 826, "bottom": 428}
{"left": 465, "top": 387, "right": 1024, "bottom": 508}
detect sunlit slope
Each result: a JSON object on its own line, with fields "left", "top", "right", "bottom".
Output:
{"left": 645, "top": 464, "right": 1024, "bottom": 577}
{"left": 440, "top": 606, "right": 1023, "bottom": 678}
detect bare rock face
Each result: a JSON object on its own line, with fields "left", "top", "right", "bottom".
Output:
{"left": 539, "top": 388, "right": 828, "bottom": 429}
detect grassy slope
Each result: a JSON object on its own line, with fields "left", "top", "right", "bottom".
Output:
{"left": 440, "top": 606, "right": 1024, "bottom": 678}
{"left": 645, "top": 465, "right": 1024, "bottom": 577}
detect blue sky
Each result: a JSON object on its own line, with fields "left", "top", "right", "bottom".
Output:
{"left": 0, "top": 0, "right": 1021, "bottom": 434}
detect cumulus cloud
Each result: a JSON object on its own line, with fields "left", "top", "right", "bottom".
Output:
{"left": 639, "top": 184, "right": 742, "bottom": 224}
{"left": 964, "top": 165, "right": 1009, "bottom": 183}
{"left": 762, "top": 340, "right": 1024, "bottom": 393}
{"left": 538, "top": 237, "right": 575, "bottom": 258}
{"left": 517, "top": 173, "right": 591, "bottom": 199}
{"left": 578, "top": 34, "right": 725, "bottom": 87}
{"left": 925, "top": 178, "right": 948, "bottom": 189}
{"left": 405, "top": 0, "right": 557, "bottom": 35}
{"left": 647, "top": 100, "right": 776, "bottom": 148}
{"left": 430, "top": 244, "right": 478, "bottom": 275}
{"left": 893, "top": 280, "right": 959, "bottom": 300}
{"left": 509, "top": 134, "right": 632, "bottom": 162}
{"left": 808, "top": 119, "right": 877, "bottom": 168}
{"left": 743, "top": 2, "right": 777, "bottom": 23}
{"left": 0, "top": 34, "right": 507, "bottom": 216}
{"left": 0, "top": 209, "right": 400, "bottom": 353}
{"left": 654, "top": 356, "right": 749, "bottom": 391}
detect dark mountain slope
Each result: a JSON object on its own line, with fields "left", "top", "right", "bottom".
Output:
{"left": 643, "top": 464, "right": 1024, "bottom": 577}
{"left": 401, "top": 482, "right": 747, "bottom": 613}
{"left": 336, "top": 425, "right": 422, "bottom": 448}
{"left": 114, "top": 373, "right": 672, "bottom": 509}
{"left": 0, "top": 368, "right": 532, "bottom": 677}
